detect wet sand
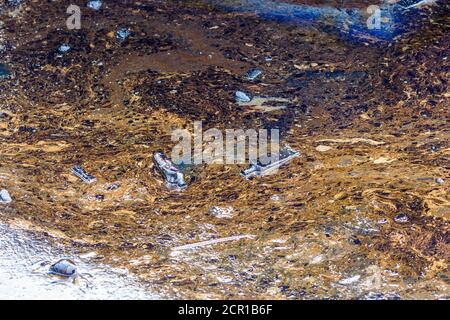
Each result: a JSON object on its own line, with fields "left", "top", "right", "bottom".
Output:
{"left": 0, "top": 0, "right": 448, "bottom": 299}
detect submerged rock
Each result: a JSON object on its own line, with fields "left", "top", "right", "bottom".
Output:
{"left": 49, "top": 259, "right": 77, "bottom": 277}
{"left": 0, "top": 189, "right": 12, "bottom": 204}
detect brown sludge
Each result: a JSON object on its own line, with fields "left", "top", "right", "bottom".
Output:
{"left": 0, "top": 0, "right": 448, "bottom": 299}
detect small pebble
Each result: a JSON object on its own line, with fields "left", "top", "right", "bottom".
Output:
{"left": 49, "top": 259, "right": 77, "bottom": 277}
{"left": 116, "top": 28, "right": 130, "bottom": 42}
{"left": 58, "top": 44, "right": 71, "bottom": 53}
{"left": 316, "top": 145, "right": 332, "bottom": 152}
{"left": 0, "top": 189, "right": 12, "bottom": 203}
{"left": 87, "top": 0, "right": 102, "bottom": 10}
{"left": 394, "top": 213, "right": 409, "bottom": 223}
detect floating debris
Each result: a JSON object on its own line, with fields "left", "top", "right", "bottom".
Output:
{"left": 116, "top": 28, "right": 130, "bottom": 42}
{"left": 317, "top": 138, "right": 385, "bottom": 146}
{"left": 394, "top": 213, "right": 409, "bottom": 224}
{"left": 58, "top": 44, "right": 71, "bottom": 54}
{"left": 171, "top": 234, "right": 255, "bottom": 252}
{"left": 0, "top": 64, "right": 11, "bottom": 79}
{"left": 235, "top": 90, "right": 252, "bottom": 103}
{"left": 0, "top": 189, "right": 12, "bottom": 204}
{"left": 241, "top": 146, "right": 300, "bottom": 179}
{"left": 237, "top": 96, "right": 290, "bottom": 112}
{"left": 49, "top": 259, "right": 77, "bottom": 277}
{"left": 244, "top": 69, "right": 263, "bottom": 81}
{"left": 71, "top": 165, "right": 97, "bottom": 184}
{"left": 398, "top": 0, "right": 433, "bottom": 9}
{"left": 208, "top": 206, "right": 234, "bottom": 219}
{"left": 153, "top": 152, "right": 187, "bottom": 189}
{"left": 339, "top": 275, "right": 361, "bottom": 285}
{"left": 87, "top": 0, "right": 102, "bottom": 10}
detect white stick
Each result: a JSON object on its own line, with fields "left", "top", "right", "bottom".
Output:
{"left": 172, "top": 234, "right": 255, "bottom": 252}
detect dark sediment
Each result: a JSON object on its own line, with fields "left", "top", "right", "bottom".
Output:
{"left": 0, "top": 0, "right": 448, "bottom": 299}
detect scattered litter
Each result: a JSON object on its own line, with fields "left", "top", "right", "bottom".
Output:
{"left": 435, "top": 178, "right": 444, "bottom": 185}
{"left": 339, "top": 275, "right": 361, "bottom": 285}
{"left": 72, "top": 165, "right": 97, "bottom": 184}
{"left": 58, "top": 44, "right": 71, "bottom": 54}
{"left": 172, "top": 234, "right": 255, "bottom": 252}
{"left": 315, "top": 145, "right": 332, "bottom": 152}
{"left": 87, "top": 0, "right": 102, "bottom": 10}
{"left": 49, "top": 259, "right": 77, "bottom": 277}
{"left": 0, "top": 189, "right": 12, "bottom": 204}
{"left": 208, "top": 206, "right": 234, "bottom": 219}
{"left": 235, "top": 90, "right": 252, "bottom": 103}
{"left": 244, "top": 69, "right": 262, "bottom": 81}
{"left": 241, "top": 146, "right": 299, "bottom": 179}
{"left": 153, "top": 152, "right": 186, "bottom": 189}
{"left": 394, "top": 213, "right": 409, "bottom": 223}
{"left": 378, "top": 218, "right": 388, "bottom": 224}
{"left": 237, "top": 96, "right": 290, "bottom": 112}
{"left": 265, "top": 56, "right": 273, "bottom": 62}
{"left": 0, "top": 63, "right": 11, "bottom": 78}
{"left": 116, "top": 28, "right": 130, "bottom": 42}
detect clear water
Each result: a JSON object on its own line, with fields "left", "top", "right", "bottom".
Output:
{"left": 0, "top": 224, "right": 159, "bottom": 300}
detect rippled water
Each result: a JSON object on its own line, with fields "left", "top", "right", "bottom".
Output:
{"left": 0, "top": 224, "right": 159, "bottom": 300}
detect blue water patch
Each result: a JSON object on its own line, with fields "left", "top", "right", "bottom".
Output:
{"left": 207, "top": 0, "right": 421, "bottom": 42}
{"left": 0, "top": 63, "right": 11, "bottom": 78}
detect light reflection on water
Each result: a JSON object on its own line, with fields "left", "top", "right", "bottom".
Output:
{"left": 0, "top": 224, "right": 159, "bottom": 300}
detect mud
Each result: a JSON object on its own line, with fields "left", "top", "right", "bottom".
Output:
{"left": 0, "top": 0, "right": 448, "bottom": 299}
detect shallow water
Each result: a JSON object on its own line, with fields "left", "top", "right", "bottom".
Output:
{"left": 0, "top": 224, "right": 158, "bottom": 299}
{"left": 0, "top": 0, "right": 448, "bottom": 300}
